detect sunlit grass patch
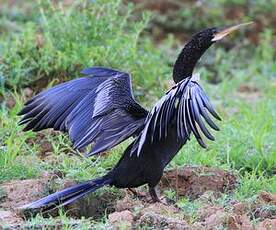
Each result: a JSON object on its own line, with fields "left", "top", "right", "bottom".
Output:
{"left": 234, "top": 171, "right": 276, "bottom": 200}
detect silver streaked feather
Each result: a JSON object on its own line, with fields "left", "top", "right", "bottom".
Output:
{"left": 133, "top": 74, "right": 221, "bottom": 156}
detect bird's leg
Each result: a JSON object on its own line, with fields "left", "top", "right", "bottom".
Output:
{"left": 127, "top": 188, "right": 138, "bottom": 196}
{"left": 149, "top": 186, "right": 161, "bottom": 203}
{"left": 127, "top": 188, "right": 146, "bottom": 198}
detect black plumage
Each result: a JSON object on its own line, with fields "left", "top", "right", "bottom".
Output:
{"left": 19, "top": 67, "right": 148, "bottom": 156}
{"left": 18, "top": 23, "right": 251, "bottom": 209}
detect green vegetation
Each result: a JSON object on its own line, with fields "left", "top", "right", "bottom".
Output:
{"left": 0, "top": 0, "right": 169, "bottom": 98}
{"left": 0, "top": 0, "right": 275, "bottom": 228}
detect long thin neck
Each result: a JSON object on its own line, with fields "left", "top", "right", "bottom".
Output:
{"left": 173, "top": 38, "right": 213, "bottom": 83}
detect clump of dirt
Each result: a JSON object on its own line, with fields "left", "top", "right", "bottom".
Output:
{"left": 109, "top": 210, "right": 134, "bottom": 228}
{"left": 23, "top": 87, "right": 34, "bottom": 99}
{"left": 26, "top": 131, "right": 55, "bottom": 148}
{"left": 0, "top": 87, "right": 32, "bottom": 111}
{"left": 0, "top": 210, "right": 24, "bottom": 227}
{"left": 227, "top": 213, "right": 254, "bottom": 230}
{"left": 4, "top": 93, "right": 16, "bottom": 109}
{"left": 0, "top": 177, "right": 51, "bottom": 210}
{"left": 257, "top": 191, "right": 276, "bottom": 205}
{"left": 0, "top": 175, "right": 52, "bottom": 227}
{"left": 236, "top": 84, "right": 262, "bottom": 103}
{"left": 238, "top": 85, "right": 260, "bottom": 94}
{"left": 195, "top": 205, "right": 228, "bottom": 230}
{"left": 111, "top": 196, "right": 188, "bottom": 229}
{"left": 160, "top": 166, "right": 238, "bottom": 199}
{"left": 138, "top": 212, "right": 189, "bottom": 229}
{"left": 0, "top": 172, "right": 68, "bottom": 222}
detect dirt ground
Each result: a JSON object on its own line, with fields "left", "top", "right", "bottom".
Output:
{"left": 0, "top": 166, "right": 275, "bottom": 229}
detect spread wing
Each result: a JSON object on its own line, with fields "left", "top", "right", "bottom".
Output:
{"left": 18, "top": 67, "right": 148, "bottom": 156}
{"left": 132, "top": 75, "right": 221, "bottom": 156}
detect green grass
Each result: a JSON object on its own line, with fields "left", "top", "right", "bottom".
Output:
{"left": 0, "top": 96, "right": 40, "bottom": 182}
{"left": 0, "top": 0, "right": 275, "bottom": 228}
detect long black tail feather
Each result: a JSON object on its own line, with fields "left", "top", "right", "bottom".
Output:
{"left": 20, "top": 176, "right": 112, "bottom": 210}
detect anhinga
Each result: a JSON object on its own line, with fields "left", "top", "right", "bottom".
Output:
{"left": 18, "top": 22, "right": 251, "bottom": 209}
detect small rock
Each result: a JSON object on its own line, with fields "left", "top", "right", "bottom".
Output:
{"left": 23, "top": 87, "right": 34, "bottom": 98}
{"left": 5, "top": 94, "right": 16, "bottom": 109}
{"left": 203, "top": 209, "right": 228, "bottom": 230}
{"left": 108, "top": 210, "right": 134, "bottom": 228}
{"left": 138, "top": 212, "right": 189, "bottom": 229}
{"left": 115, "top": 194, "right": 144, "bottom": 212}
{"left": 198, "top": 205, "right": 224, "bottom": 221}
{"left": 233, "top": 202, "right": 249, "bottom": 216}
{"left": 39, "top": 141, "right": 54, "bottom": 156}
{"left": 197, "top": 191, "right": 220, "bottom": 204}
{"left": 142, "top": 202, "right": 180, "bottom": 216}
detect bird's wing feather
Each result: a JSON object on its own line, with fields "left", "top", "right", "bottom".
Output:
{"left": 19, "top": 67, "right": 148, "bottom": 156}
{"left": 132, "top": 77, "right": 221, "bottom": 156}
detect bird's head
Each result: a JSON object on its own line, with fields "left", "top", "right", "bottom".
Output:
{"left": 190, "top": 22, "right": 253, "bottom": 49}
{"left": 173, "top": 22, "right": 253, "bottom": 83}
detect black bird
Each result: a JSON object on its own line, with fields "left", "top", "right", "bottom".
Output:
{"left": 18, "top": 23, "right": 251, "bottom": 209}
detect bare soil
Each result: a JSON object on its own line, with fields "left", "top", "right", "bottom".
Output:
{"left": 236, "top": 84, "right": 262, "bottom": 103}
{"left": 1, "top": 166, "right": 275, "bottom": 229}
{"left": 160, "top": 166, "right": 238, "bottom": 199}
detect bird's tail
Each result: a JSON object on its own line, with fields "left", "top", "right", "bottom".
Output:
{"left": 20, "top": 176, "right": 112, "bottom": 210}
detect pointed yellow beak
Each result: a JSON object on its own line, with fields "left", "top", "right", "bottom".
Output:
{"left": 211, "top": 22, "right": 253, "bottom": 42}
